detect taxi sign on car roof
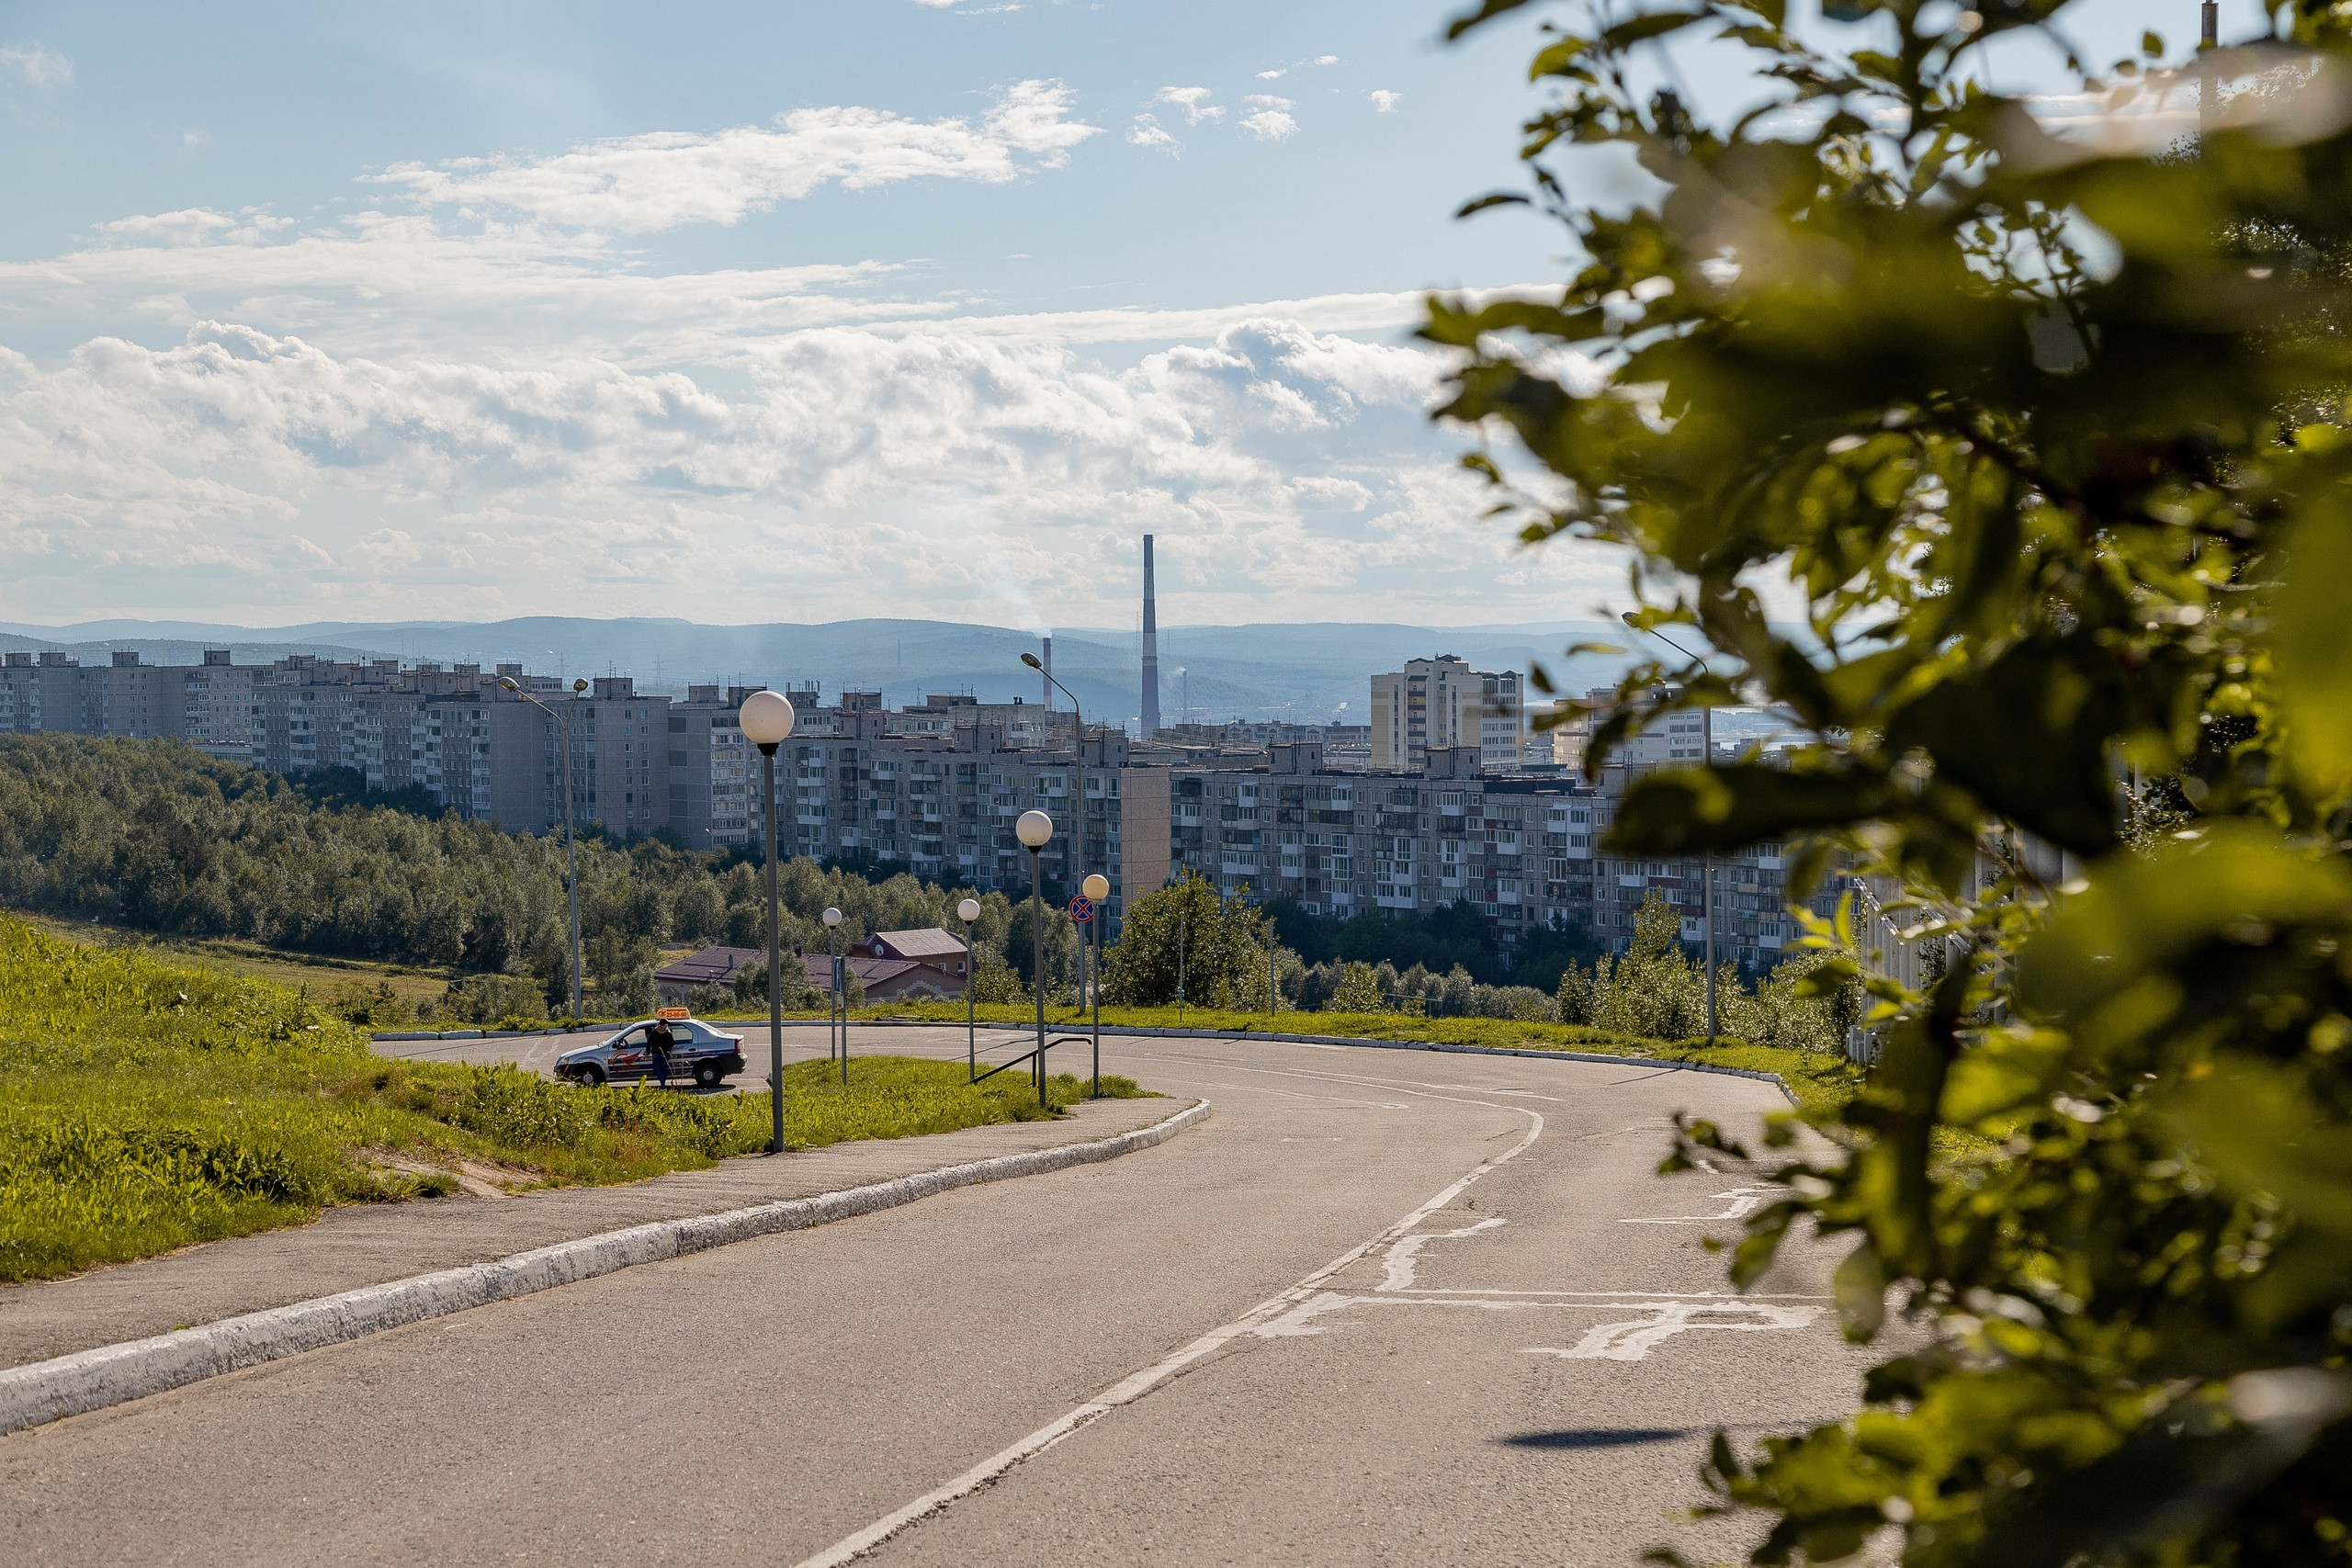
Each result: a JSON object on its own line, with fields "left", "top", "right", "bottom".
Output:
{"left": 656, "top": 1006, "right": 691, "bottom": 1020}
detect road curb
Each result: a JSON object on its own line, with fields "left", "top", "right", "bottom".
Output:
{"left": 0, "top": 1098, "right": 1210, "bottom": 1438}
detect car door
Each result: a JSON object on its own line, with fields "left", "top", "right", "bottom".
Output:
{"left": 607, "top": 1024, "right": 651, "bottom": 1079}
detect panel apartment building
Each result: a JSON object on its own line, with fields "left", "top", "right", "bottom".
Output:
{"left": 1155, "top": 741, "right": 1816, "bottom": 978}
{"left": 1369, "top": 656, "right": 1526, "bottom": 774}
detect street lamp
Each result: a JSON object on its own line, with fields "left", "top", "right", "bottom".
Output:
{"left": 1015, "top": 808, "right": 1054, "bottom": 1111}
{"left": 501, "top": 674, "right": 591, "bottom": 1023}
{"left": 1081, "top": 872, "right": 1108, "bottom": 1098}
{"left": 1622, "top": 612, "right": 1717, "bottom": 1045}
{"left": 1020, "top": 652, "right": 1086, "bottom": 908}
{"left": 822, "top": 905, "right": 845, "bottom": 1084}
{"left": 957, "top": 896, "right": 982, "bottom": 1082}
{"left": 739, "top": 687, "right": 797, "bottom": 1154}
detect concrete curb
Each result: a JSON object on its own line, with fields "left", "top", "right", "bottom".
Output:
{"left": 0, "top": 1098, "right": 1211, "bottom": 1438}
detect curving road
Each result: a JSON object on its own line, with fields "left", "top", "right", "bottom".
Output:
{"left": 2, "top": 1030, "right": 1872, "bottom": 1566}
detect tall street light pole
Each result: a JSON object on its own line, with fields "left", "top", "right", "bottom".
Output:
{"left": 823, "top": 906, "right": 845, "bottom": 1084}
{"left": 1081, "top": 872, "right": 1108, "bottom": 1097}
{"left": 1020, "top": 652, "right": 1085, "bottom": 905}
{"left": 957, "top": 897, "right": 981, "bottom": 1083}
{"left": 738, "top": 688, "right": 797, "bottom": 1154}
{"left": 1621, "top": 615, "right": 1717, "bottom": 1046}
{"left": 501, "top": 675, "right": 591, "bottom": 1022}
{"left": 1016, "top": 808, "right": 1055, "bottom": 1111}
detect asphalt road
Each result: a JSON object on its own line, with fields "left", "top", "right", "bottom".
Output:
{"left": 3, "top": 1030, "right": 1874, "bottom": 1566}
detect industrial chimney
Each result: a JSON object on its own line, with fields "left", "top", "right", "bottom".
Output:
{"left": 1041, "top": 635, "right": 1053, "bottom": 712}
{"left": 1139, "top": 536, "right": 1161, "bottom": 738}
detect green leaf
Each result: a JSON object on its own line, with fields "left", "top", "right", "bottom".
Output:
{"left": 1601, "top": 764, "right": 1893, "bottom": 856}
{"left": 1887, "top": 636, "right": 2130, "bottom": 858}
{"left": 1833, "top": 1239, "right": 1886, "bottom": 1341}
{"left": 2014, "top": 825, "right": 2352, "bottom": 1025}
{"left": 1455, "top": 192, "right": 1532, "bottom": 219}
{"left": 2268, "top": 491, "right": 2352, "bottom": 800}
{"left": 1600, "top": 10, "right": 1705, "bottom": 50}
{"left": 1444, "top": 0, "right": 1533, "bottom": 40}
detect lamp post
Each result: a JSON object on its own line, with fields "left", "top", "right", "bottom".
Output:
{"left": 823, "top": 905, "right": 845, "bottom": 1084}
{"left": 1019, "top": 651, "right": 1085, "bottom": 905}
{"left": 1622, "top": 613, "right": 1717, "bottom": 1045}
{"left": 957, "top": 896, "right": 981, "bottom": 1082}
{"left": 1015, "top": 808, "right": 1054, "bottom": 1111}
{"left": 1081, "top": 872, "right": 1108, "bottom": 1098}
{"left": 500, "top": 675, "right": 591, "bottom": 1022}
{"left": 738, "top": 688, "right": 797, "bottom": 1155}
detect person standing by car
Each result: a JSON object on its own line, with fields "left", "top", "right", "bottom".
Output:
{"left": 647, "top": 1016, "right": 675, "bottom": 1089}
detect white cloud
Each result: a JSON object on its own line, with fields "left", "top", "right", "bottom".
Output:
{"left": 1152, "top": 86, "right": 1222, "bottom": 126}
{"left": 1126, "top": 114, "right": 1180, "bottom": 155}
{"left": 1257, "top": 70, "right": 1285, "bottom": 81}
{"left": 1308, "top": 54, "right": 1340, "bottom": 66}
{"left": 0, "top": 44, "right": 72, "bottom": 86}
{"left": 1241, "top": 96, "right": 1298, "bottom": 141}
{"left": 1370, "top": 90, "right": 1402, "bottom": 113}
{"left": 374, "top": 80, "right": 1100, "bottom": 231}
{"left": 0, "top": 313, "right": 1586, "bottom": 624}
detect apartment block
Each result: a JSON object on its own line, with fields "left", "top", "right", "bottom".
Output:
{"left": 1369, "top": 656, "right": 1525, "bottom": 773}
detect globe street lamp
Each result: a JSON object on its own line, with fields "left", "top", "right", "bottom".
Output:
{"left": 822, "top": 905, "right": 845, "bottom": 1084}
{"left": 1622, "top": 613, "right": 1718, "bottom": 1045}
{"left": 1081, "top": 871, "right": 1109, "bottom": 1098}
{"left": 501, "top": 675, "right": 591, "bottom": 1023}
{"left": 739, "top": 688, "right": 797, "bottom": 1154}
{"left": 956, "top": 896, "right": 982, "bottom": 1082}
{"left": 1015, "top": 808, "right": 1054, "bottom": 1111}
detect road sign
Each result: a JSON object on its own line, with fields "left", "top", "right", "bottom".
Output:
{"left": 1069, "top": 895, "right": 1095, "bottom": 923}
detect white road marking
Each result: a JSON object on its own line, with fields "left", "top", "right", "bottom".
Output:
{"left": 1618, "top": 1187, "right": 1781, "bottom": 1224}
{"left": 788, "top": 1082, "right": 1544, "bottom": 1568}
{"left": 1527, "top": 1301, "right": 1822, "bottom": 1361}
{"left": 1379, "top": 1217, "right": 1507, "bottom": 1292}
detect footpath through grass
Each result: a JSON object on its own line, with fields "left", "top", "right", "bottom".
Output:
{"left": 0, "top": 915, "right": 1148, "bottom": 1284}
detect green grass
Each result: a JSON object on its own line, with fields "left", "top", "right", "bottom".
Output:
{"left": 0, "top": 914, "right": 1153, "bottom": 1284}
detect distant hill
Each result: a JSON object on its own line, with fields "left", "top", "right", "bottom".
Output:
{"left": 0, "top": 615, "right": 1648, "bottom": 725}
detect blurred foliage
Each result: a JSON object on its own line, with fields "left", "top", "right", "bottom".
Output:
{"left": 1437, "top": 0, "right": 2352, "bottom": 1561}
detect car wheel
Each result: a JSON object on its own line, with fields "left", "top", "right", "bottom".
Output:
{"left": 695, "top": 1061, "right": 721, "bottom": 1089}
{"left": 577, "top": 1065, "right": 605, "bottom": 1087}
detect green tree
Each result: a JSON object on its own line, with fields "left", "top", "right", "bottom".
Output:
{"left": 1324, "top": 961, "right": 1389, "bottom": 1014}
{"left": 1435, "top": 1, "right": 2352, "bottom": 1561}
{"left": 1102, "top": 871, "right": 1270, "bottom": 1008}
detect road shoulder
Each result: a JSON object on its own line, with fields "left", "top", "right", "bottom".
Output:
{"left": 0, "top": 1094, "right": 1191, "bottom": 1373}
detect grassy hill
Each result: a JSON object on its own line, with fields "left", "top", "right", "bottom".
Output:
{"left": 0, "top": 915, "right": 1128, "bottom": 1283}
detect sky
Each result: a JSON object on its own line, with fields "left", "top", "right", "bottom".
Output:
{"left": 0, "top": 0, "right": 2263, "bottom": 633}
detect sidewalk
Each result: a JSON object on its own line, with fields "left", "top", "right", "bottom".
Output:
{"left": 1, "top": 1096, "right": 1181, "bottom": 1370}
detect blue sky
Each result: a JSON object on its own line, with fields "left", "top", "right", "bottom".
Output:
{"left": 0, "top": 0, "right": 2265, "bottom": 631}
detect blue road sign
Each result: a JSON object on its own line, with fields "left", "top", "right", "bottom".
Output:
{"left": 1069, "top": 895, "right": 1095, "bottom": 923}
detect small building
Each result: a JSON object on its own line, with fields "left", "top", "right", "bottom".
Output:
{"left": 801, "top": 953, "right": 966, "bottom": 1003}
{"left": 857, "top": 928, "right": 972, "bottom": 976}
{"left": 652, "top": 945, "right": 765, "bottom": 1006}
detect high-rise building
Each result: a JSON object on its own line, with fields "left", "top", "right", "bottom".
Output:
{"left": 1369, "top": 656, "right": 1525, "bottom": 773}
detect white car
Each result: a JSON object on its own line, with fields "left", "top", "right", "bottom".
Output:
{"left": 555, "top": 1019, "right": 747, "bottom": 1089}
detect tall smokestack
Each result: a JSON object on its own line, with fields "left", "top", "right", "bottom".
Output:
{"left": 1140, "top": 536, "right": 1161, "bottom": 737}
{"left": 1042, "top": 635, "right": 1053, "bottom": 713}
